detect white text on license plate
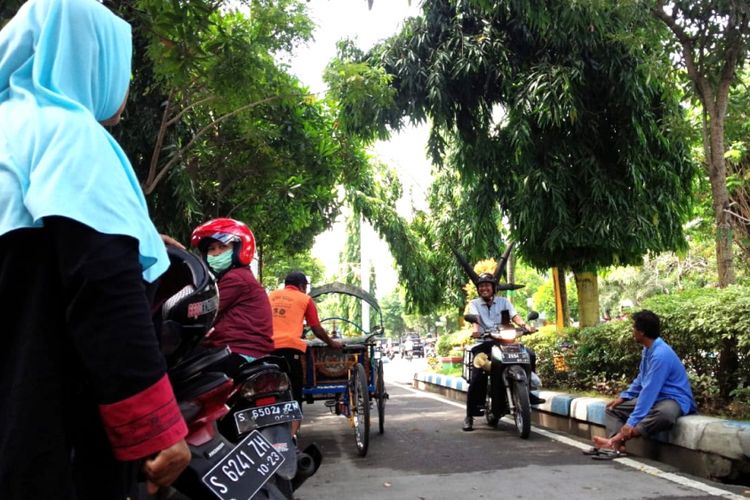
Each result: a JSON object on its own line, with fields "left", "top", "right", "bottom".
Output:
{"left": 202, "top": 430, "right": 284, "bottom": 500}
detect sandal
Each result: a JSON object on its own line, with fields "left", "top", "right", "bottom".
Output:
{"left": 591, "top": 449, "right": 627, "bottom": 460}
{"left": 581, "top": 447, "right": 601, "bottom": 456}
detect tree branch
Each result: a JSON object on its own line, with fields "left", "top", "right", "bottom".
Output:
{"left": 725, "top": 207, "right": 750, "bottom": 224}
{"left": 145, "top": 94, "right": 172, "bottom": 189}
{"left": 651, "top": 5, "right": 711, "bottom": 103}
{"left": 143, "top": 93, "right": 303, "bottom": 195}
{"left": 166, "top": 95, "right": 218, "bottom": 127}
{"left": 716, "top": 30, "right": 743, "bottom": 121}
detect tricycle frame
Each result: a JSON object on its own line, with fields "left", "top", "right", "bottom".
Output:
{"left": 301, "top": 282, "right": 388, "bottom": 457}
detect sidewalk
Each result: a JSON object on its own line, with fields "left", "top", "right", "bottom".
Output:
{"left": 414, "top": 371, "right": 750, "bottom": 485}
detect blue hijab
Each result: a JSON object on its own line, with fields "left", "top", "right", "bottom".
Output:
{"left": 0, "top": 0, "right": 168, "bottom": 282}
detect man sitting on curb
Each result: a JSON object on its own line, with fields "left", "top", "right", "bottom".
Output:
{"left": 589, "top": 310, "right": 697, "bottom": 458}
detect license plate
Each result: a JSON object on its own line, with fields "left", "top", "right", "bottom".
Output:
{"left": 499, "top": 347, "right": 530, "bottom": 364}
{"left": 234, "top": 401, "right": 303, "bottom": 434}
{"left": 202, "top": 430, "right": 285, "bottom": 500}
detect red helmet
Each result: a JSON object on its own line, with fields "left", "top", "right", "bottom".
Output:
{"left": 191, "top": 218, "right": 256, "bottom": 266}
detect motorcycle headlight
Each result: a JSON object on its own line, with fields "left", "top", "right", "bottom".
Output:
{"left": 240, "top": 371, "right": 290, "bottom": 399}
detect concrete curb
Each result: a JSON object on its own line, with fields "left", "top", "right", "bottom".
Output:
{"left": 414, "top": 372, "right": 750, "bottom": 483}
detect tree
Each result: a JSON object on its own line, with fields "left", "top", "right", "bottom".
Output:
{"left": 332, "top": 213, "right": 364, "bottom": 326}
{"left": 260, "top": 251, "right": 325, "bottom": 290}
{"left": 649, "top": 2, "right": 750, "bottom": 398}
{"left": 380, "top": 289, "right": 406, "bottom": 337}
{"left": 533, "top": 275, "right": 580, "bottom": 324}
{"left": 328, "top": 0, "right": 697, "bottom": 326}
{"left": 723, "top": 69, "right": 750, "bottom": 265}
{"left": 101, "top": 0, "right": 375, "bottom": 270}
{"left": 650, "top": 0, "right": 750, "bottom": 288}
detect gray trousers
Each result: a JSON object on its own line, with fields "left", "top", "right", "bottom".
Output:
{"left": 605, "top": 398, "right": 682, "bottom": 438}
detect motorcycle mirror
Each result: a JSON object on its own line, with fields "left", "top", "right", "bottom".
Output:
{"left": 527, "top": 310, "right": 539, "bottom": 321}
{"left": 463, "top": 314, "right": 479, "bottom": 324}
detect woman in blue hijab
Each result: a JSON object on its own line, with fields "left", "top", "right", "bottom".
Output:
{"left": 0, "top": 1, "right": 190, "bottom": 497}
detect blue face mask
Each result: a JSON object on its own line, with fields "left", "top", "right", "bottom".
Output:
{"left": 207, "top": 250, "right": 233, "bottom": 273}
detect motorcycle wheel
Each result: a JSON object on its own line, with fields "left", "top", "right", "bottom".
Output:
{"left": 484, "top": 375, "right": 500, "bottom": 427}
{"left": 351, "top": 363, "right": 370, "bottom": 456}
{"left": 512, "top": 379, "right": 531, "bottom": 439}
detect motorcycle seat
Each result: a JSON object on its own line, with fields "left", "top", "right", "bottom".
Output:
{"left": 169, "top": 347, "right": 231, "bottom": 384}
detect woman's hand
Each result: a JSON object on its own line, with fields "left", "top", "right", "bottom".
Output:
{"left": 160, "top": 234, "right": 185, "bottom": 249}
{"left": 142, "top": 439, "right": 191, "bottom": 494}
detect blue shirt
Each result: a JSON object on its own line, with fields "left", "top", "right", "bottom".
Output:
{"left": 468, "top": 296, "right": 517, "bottom": 331}
{"left": 620, "top": 337, "right": 697, "bottom": 427}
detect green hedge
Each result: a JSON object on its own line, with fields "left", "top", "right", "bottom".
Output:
{"left": 436, "top": 329, "right": 472, "bottom": 357}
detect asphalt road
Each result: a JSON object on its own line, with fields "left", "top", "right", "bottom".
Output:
{"left": 295, "top": 357, "right": 748, "bottom": 500}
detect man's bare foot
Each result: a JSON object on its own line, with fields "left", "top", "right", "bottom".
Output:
{"left": 592, "top": 435, "right": 612, "bottom": 448}
{"left": 592, "top": 435, "right": 625, "bottom": 452}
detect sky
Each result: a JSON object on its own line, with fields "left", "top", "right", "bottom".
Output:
{"left": 287, "top": 0, "right": 433, "bottom": 298}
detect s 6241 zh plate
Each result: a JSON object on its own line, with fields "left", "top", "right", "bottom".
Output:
{"left": 202, "top": 430, "right": 284, "bottom": 500}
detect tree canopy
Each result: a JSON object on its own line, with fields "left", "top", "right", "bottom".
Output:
{"left": 327, "top": 0, "right": 697, "bottom": 322}
{"left": 101, "top": 0, "right": 379, "bottom": 264}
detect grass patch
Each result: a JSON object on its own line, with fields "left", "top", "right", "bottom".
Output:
{"left": 437, "top": 366, "right": 463, "bottom": 378}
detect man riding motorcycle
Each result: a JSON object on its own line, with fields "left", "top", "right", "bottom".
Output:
{"left": 463, "top": 272, "right": 545, "bottom": 431}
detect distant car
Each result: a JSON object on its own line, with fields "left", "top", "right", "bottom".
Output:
{"left": 401, "top": 334, "right": 424, "bottom": 358}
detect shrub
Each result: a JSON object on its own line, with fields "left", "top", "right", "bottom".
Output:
{"left": 523, "top": 326, "right": 578, "bottom": 389}
{"left": 436, "top": 329, "right": 472, "bottom": 357}
{"left": 524, "top": 322, "right": 640, "bottom": 395}
{"left": 436, "top": 332, "right": 453, "bottom": 357}
{"left": 642, "top": 285, "right": 750, "bottom": 408}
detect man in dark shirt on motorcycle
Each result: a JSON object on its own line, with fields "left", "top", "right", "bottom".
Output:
{"left": 463, "top": 273, "right": 545, "bottom": 431}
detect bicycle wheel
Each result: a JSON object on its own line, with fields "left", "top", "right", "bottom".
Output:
{"left": 376, "top": 359, "right": 386, "bottom": 434}
{"left": 351, "top": 363, "right": 370, "bottom": 456}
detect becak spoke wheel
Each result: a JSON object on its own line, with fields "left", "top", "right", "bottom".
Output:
{"left": 351, "top": 363, "right": 370, "bottom": 456}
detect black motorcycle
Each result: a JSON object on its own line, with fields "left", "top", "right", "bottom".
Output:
{"left": 216, "top": 353, "right": 321, "bottom": 496}
{"left": 462, "top": 314, "right": 539, "bottom": 439}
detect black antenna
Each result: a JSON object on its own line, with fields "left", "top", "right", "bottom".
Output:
{"left": 493, "top": 242, "right": 515, "bottom": 281}
{"left": 450, "top": 246, "right": 480, "bottom": 286}
{"left": 494, "top": 242, "right": 525, "bottom": 291}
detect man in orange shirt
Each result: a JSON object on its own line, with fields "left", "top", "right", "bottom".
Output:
{"left": 270, "top": 271, "right": 343, "bottom": 425}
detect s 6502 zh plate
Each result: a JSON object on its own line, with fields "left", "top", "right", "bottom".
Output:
{"left": 234, "top": 401, "right": 302, "bottom": 434}
{"left": 202, "top": 430, "right": 284, "bottom": 500}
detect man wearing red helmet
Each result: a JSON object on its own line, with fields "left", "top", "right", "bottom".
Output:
{"left": 191, "top": 218, "right": 273, "bottom": 360}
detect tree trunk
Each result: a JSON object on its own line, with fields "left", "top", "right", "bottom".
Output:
{"left": 507, "top": 250, "right": 516, "bottom": 302}
{"left": 573, "top": 270, "right": 600, "bottom": 328}
{"left": 257, "top": 243, "right": 263, "bottom": 285}
{"left": 552, "top": 267, "right": 569, "bottom": 330}
{"left": 705, "top": 102, "right": 738, "bottom": 400}
{"left": 707, "top": 113, "right": 735, "bottom": 287}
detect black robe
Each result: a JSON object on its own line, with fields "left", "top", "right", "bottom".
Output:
{"left": 0, "top": 217, "right": 178, "bottom": 499}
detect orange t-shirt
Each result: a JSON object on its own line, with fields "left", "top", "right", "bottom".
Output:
{"left": 269, "top": 285, "right": 321, "bottom": 352}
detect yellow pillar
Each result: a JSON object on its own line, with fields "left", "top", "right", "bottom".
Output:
{"left": 552, "top": 267, "right": 565, "bottom": 330}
